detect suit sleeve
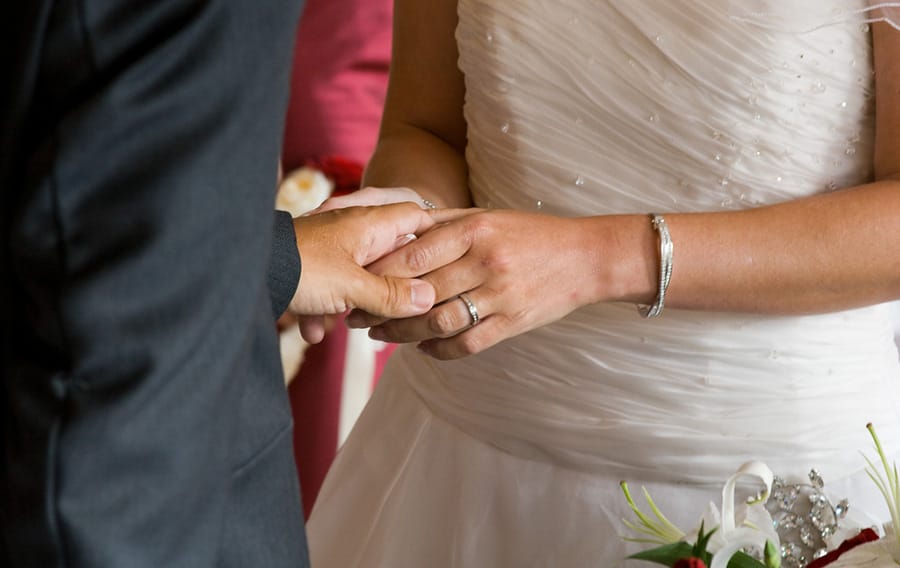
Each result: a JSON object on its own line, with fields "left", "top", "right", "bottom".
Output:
{"left": 269, "top": 210, "right": 302, "bottom": 316}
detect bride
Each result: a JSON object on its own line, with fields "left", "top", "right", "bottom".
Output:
{"left": 305, "top": 0, "right": 900, "bottom": 565}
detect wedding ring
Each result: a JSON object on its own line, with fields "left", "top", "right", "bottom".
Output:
{"left": 458, "top": 293, "right": 480, "bottom": 327}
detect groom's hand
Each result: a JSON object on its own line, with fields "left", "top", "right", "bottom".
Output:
{"left": 287, "top": 202, "right": 438, "bottom": 343}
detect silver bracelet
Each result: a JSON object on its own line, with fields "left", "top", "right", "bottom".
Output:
{"left": 421, "top": 198, "right": 438, "bottom": 210}
{"left": 637, "top": 214, "right": 673, "bottom": 318}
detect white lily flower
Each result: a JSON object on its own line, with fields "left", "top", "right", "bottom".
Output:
{"left": 683, "top": 461, "right": 780, "bottom": 568}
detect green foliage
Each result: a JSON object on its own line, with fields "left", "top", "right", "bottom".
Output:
{"left": 627, "top": 523, "right": 774, "bottom": 568}
{"left": 628, "top": 542, "right": 702, "bottom": 566}
{"left": 727, "top": 551, "right": 769, "bottom": 568}
{"left": 763, "top": 540, "right": 781, "bottom": 568}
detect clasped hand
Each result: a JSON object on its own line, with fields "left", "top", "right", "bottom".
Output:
{"left": 287, "top": 202, "right": 438, "bottom": 343}
{"left": 347, "top": 208, "right": 603, "bottom": 360}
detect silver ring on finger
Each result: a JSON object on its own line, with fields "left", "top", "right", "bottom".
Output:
{"left": 458, "top": 293, "right": 480, "bottom": 327}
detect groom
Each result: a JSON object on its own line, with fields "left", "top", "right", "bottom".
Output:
{"left": 1, "top": 0, "right": 434, "bottom": 566}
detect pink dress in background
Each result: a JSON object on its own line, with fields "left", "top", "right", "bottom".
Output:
{"left": 282, "top": 0, "right": 392, "bottom": 170}
{"left": 281, "top": 0, "right": 393, "bottom": 519}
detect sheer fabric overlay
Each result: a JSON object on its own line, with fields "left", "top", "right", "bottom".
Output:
{"left": 308, "top": 2, "right": 900, "bottom": 566}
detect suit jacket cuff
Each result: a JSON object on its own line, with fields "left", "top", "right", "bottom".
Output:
{"left": 268, "top": 210, "right": 301, "bottom": 317}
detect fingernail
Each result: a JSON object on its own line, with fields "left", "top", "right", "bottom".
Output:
{"left": 346, "top": 313, "right": 364, "bottom": 328}
{"left": 394, "top": 233, "right": 417, "bottom": 248}
{"left": 410, "top": 281, "right": 434, "bottom": 310}
{"left": 369, "top": 328, "right": 387, "bottom": 341}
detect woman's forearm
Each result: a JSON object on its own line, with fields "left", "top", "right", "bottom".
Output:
{"left": 362, "top": 123, "right": 472, "bottom": 209}
{"left": 589, "top": 179, "right": 900, "bottom": 315}
{"left": 360, "top": 0, "right": 470, "bottom": 209}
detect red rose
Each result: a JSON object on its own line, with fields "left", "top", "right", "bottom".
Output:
{"left": 304, "top": 156, "right": 364, "bottom": 194}
{"left": 672, "top": 558, "right": 707, "bottom": 568}
{"left": 806, "top": 528, "right": 880, "bottom": 568}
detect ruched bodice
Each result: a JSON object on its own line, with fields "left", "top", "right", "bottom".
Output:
{"left": 459, "top": 0, "right": 876, "bottom": 216}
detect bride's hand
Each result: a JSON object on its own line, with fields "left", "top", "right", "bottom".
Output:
{"left": 351, "top": 209, "right": 633, "bottom": 359}
{"left": 308, "top": 186, "right": 433, "bottom": 214}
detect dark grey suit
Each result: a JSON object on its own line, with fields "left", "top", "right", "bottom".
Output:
{"left": 1, "top": 0, "right": 309, "bottom": 565}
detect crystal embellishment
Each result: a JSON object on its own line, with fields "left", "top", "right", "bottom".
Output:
{"left": 765, "top": 471, "right": 849, "bottom": 565}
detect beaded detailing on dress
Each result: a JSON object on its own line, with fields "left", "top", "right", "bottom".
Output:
{"left": 457, "top": 0, "right": 875, "bottom": 217}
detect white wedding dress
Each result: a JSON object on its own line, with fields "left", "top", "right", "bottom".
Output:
{"left": 307, "top": 2, "right": 900, "bottom": 566}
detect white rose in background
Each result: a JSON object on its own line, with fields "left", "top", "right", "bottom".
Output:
{"left": 277, "top": 167, "right": 334, "bottom": 217}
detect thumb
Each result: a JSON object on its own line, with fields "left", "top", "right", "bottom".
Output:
{"left": 350, "top": 274, "right": 436, "bottom": 319}
{"left": 297, "top": 316, "right": 326, "bottom": 344}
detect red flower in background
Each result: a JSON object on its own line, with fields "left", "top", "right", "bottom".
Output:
{"left": 672, "top": 558, "right": 707, "bottom": 568}
{"left": 805, "top": 528, "right": 880, "bottom": 568}
{"left": 304, "top": 156, "right": 364, "bottom": 194}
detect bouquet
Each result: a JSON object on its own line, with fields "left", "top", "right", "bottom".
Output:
{"left": 622, "top": 424, "right": 900, "bottom": 568}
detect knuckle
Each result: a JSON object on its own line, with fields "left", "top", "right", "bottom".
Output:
{"left": 405, "top": 245, "right": 432, "bottom": 274}
{"left": 466, "top": 216, "right": 512, "bottom": 271}
{"left": 457, "top": 333, "right": 483, "bottom": 356}
{"left": 429, "top": 308, "right": 460, "bottom": 336}
{"left": 481, "top": 251, "right": 511, "bottom": 271}
{"left": 382, "top": 279, "right": 404, "bottom": 312}
{"left": 468, "top": 212, "right": 492, "bottom": 233}
{"left": 466, "top": 217, "right": 491, "bottom": 245}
